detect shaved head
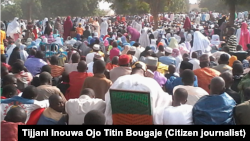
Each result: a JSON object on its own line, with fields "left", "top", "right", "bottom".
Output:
{"left": 77, "top": 61, "right": 87, "bottom": 72}
{"left": 210, "top": 77, "right": 226, "bottom": 95}
{"left": 4, "top": 107, "right": 27, "bottom": 123}
{"left": 220, "top": 72, "right": 233, "bottom": 89}
{"left": 112, "top": 56, "right": 119, "bottom": 65}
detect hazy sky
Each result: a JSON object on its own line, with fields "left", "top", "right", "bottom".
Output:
{"left": 99, "top": 0, "right": 198, "bottom": 10}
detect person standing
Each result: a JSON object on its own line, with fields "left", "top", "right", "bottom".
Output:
{"left": 63, "top": 16, "right": 73, "bottom": 40}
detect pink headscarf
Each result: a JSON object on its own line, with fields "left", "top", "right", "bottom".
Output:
{"left": 239, "top": 22, "right": 250, "bottom": 51}
{"left": 172, "top": 49, "right": 180, "bottom": 58}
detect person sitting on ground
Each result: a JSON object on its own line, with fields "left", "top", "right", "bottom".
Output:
{"left": 165, "top": 65, "right": 179, "bottom": 79}
{"left": 173, "top": 69, "right": 209, "bottom": 106}
{"left": 1, "top": 107, "right": 27, "bottom": 141}
{"left": 189, "top": 52, "right": 200, "bottom": 70}
{"left": 82, "top": 60, "right": 112, "bottom": 101}
{"left": 83, "top": 110, "right": 106, "bottom": 125}
{"left": 64, "top": 52, "right": 80, "bottom": 74}
{"left": 166, "top": 61, "right": 198, "bottom": 95}
{"left": 209, "top": 56, "right": 217, "bottom": 68}
{"left": 57, "top": 72, "right": 70, "bottom": 96}
{"left": 155, "top": 88, "right": 193, "bottom": 125}
{"left": 1, "top": 86, "right": 49, "bottom": 124}
{"left": 37, "top": 95, "right": 67, "bottom": 125}
{"left": 192, "top": 77, "right": 236, "bottom": 125}
{"left": 66, "top": 88, "right": 106, "bottom": 125}
{"left": 1, "top": 85, "right": 18, "bottom": 99}
{"left": 110, "top": 54, "right": 132, "bottom": 83}
{"left": 64, "top": 61, "right": 93, "bottom": 100}
{"left": 87, "top": 53, "right": 104, "bottom": 73}
{"left": 144, "top": 56, "right": 167, "bottom": 88}
{"left": 234, "top": 87, "right": 250, "bottom": 125}
{"left": 11, "top": 62, "right": 33, "bottom": 92}
{"left": 30, "top": 65, "right": 51, "bottom": 87}
{"left": 1, "top": 75, "right": 21, "bottom": 95}
{"left": 36, "top": 72, "right": 66, "bottom": 102}
{"left": 213, "top": 54, "right": 232, "bottom": 73}
{"left": 25, "top": 51, "right": 47, "bottom": 76}
{"left": 49, "top": 55, "right": 65, "bottom": 78}
{"left": 220, "top": 71, "right": 241, "bottom": 105}
{"left": 231, "top": 63, "right": 244, "bottom": 92}
{"left": 194, "top": 54, "right": 221, "bottom": 93}
{"left": 106, "top": 56, "right": 119, "bottom": 71}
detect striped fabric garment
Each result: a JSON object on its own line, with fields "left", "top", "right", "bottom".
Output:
{"left": 227, "top": 35, "right": 237, "bottom": 52}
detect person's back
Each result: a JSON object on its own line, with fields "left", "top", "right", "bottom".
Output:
{"left": 25, "top": 51, "right": 47, "bottom": 76}
{"left": 110, "top": 55, "right": 132, "bottom": 83}
{"left": 66, "top": 88, "right": 106, "bottom": 125}
{"left": 213, "top": 54, "right": 232, "bottom": 73}
{"left": 82, "top": 60, "right": 112, "bottom": 100}
{"left": 65, "top": 61, "right": 93, "bottom": 100}
{"left": 162, "top": 88, "right": 193, "bottom": 125}
{"left": 173, "top": 70, "right": 209, "bottom": 106}
{"left": 159, "top": 47, "right": 176, "bottom": 66}
{"left": 64, "top": 52, "right": 80, "bottom": 74}
{"left": 36, "top": 72, "right": 65, "bottom": 101}
{"left": 193, "top": 77, "right": 236, "bottom": 125}
{"left": 1, "top": 86, "right": 49, "bottom": 124}
{"left": 1, "top": 107, "right": 27, "bottom": 141}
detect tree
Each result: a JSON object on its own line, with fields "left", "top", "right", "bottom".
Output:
{"left": 105, "top": 0, "right": 149, "bottom": 15}
{"left": 1, "top": 3, "right": 23, "bottom": 21}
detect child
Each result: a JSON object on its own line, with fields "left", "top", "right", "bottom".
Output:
{"left": 161, "top": 88, "right": 193, "bottom": 125}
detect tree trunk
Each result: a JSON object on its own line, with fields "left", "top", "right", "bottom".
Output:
{"left": 28, "top": 2, "right": 32, "bottom": 22}
{"left": 153, "top": 13, "right": 159, "bottom": 30}
{"left": 229, "top": 3, "right": 235, "bottom": 26}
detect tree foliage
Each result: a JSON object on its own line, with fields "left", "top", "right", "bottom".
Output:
{"left": 1, "top": 0, "right": 101, "bottom": 21}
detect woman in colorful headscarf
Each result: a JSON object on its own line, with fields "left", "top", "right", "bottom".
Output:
{"left": 172, "top": 48, "right": 183, "bottom": 73}
{"left": 237, "top": 22, "right": 250, "bottom": 51}
{"left": 168, "top": 37, "right": 179, "bottom": 49}
{"left": 54, "top": 17, "right": 63, "bottom": 37}
{"left": 63, "top": 16, "right": 73, "bottom": 40}
{"left": 183, "top": 17, "right": 191, "bottom": 31}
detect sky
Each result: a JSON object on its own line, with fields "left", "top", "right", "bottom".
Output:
{"left": 99, "top": 0, "right": 198, "bottom": 10}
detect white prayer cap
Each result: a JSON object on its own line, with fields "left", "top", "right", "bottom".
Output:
{"left": 93, "top": 44, "right": 100, "bottom": 50}
{"left": 144, "top": 56, "right": 158, "bottom": 67}
{"left": 129, "top": 46, "right": 136, "bottom": 52}
{"left": 165, "top": 47, "right": 173, "bottom": 53}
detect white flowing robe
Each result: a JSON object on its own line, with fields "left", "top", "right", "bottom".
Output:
{"left": 42, "top": 18, "right": 48, "bottom": 33}
{"left": 7, "top": 17, "right": 20, "bottom": 39}
{"left": 139, "top": 29, "right": 150, "bottom": 47}
{"left": 104, "top": 74, "right": 172, "bottom": 125}
{"left": 100, "top": 20, "right": 108, "bottom": 36}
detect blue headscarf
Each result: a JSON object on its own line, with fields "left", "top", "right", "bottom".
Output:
{"left": 88, "top": 36, "right": 92, "bottom": 44}
{"left": 27, "top": 41, "right": 38, "bottom": 49}
{"left": 100, "top": 35, "right": 105, "bottom": 42}
{"left": 130, "top": 41, "right": 135, "bottom": 46}
{"left": 121, "top": 36, "right": 127, "bottom": 43}
{"left": 117, "top": 40, "right": 123, "bottom": 52}
{"left": 123, "top": 43, "right": 130, "bottom": 47}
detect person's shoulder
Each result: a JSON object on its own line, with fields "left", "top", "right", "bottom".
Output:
{"left": 235, "top": 101, "right": 250, "bottom": 110}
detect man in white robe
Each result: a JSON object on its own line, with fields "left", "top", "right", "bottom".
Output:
{"left": 154, "top": 87, "right": 193, "bottom": 125}
{"left": 6, "top": 17, "right": 20, "bottom": 39}
{"left": 105, "top": 71, "right": 172, "bottom": 125}
{"left": 100, "top": 18, "right": 108, "bottom": 36}
{"left": 139, "top": 29, "right": 150, "bottom": 48}
{"left": 65, "top": 88, "right": 106, "bottom": 125}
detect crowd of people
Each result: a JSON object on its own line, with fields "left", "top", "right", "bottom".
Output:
{"left": 1, "top": 10, "right": 250, "bottom": 140}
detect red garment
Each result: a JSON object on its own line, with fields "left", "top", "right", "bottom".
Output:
{"left": 26, "top": 108, "right": 45, "bottom": 125}
{"left": 106, "top": 63, "right": 118, "bottom": 71}
{"left": 2, "top": 63, "right": 12, "bottom": 71}
{"left": 63, "top": 16, "right": 73, "bottom": 40}
{"left": 183, "top": 17, "right": 191, "bottom": 31}
{"left": 65, "top": 72, "right": 93, "bottom": 100}
{"left": 33, "top": 28, "right": 38, "bottom": 40}
{"left": 239, "top": 22, "right": 250, "bottom": 51}
{"left": 1, "top": 121, "right": 25, "bottom": 141}
{"left": 1, "top": 96, "right": 6, "bottom": 99}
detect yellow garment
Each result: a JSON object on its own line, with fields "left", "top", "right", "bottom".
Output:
{"left": 229, "top": 55, "right": 238, "bottom": 67}
{"left": 90, "top": 50, "right": 105, "bottom": 58}
{"left": 157, "top": 62, "right": 168, "bottom": 75}
{"left": 1, "top": 30, "right": 6, "bottom": 54}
